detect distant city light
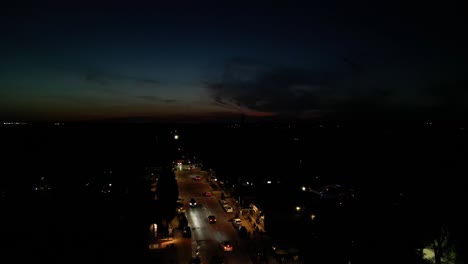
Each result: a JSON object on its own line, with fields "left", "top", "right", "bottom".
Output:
{"left": 2, "top": 122, "right": 27, "bottom": 125}
{"left": 295, "top": 206, "right": 301, "bottom": 211}
{"left": 174, "top": 135, "right": 179, "bottom": 140}
{"left": 301, "top": 186, "right": 306, "bottom": 191}
{"left": 267, "top": 180, "right": 271, "bottom": 184}
{"left": 310, "top": 214, "right": 316, "bottom": 220}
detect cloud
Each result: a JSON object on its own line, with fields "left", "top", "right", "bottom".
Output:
{"left": 205, "top": 57, "right": 468, "bottom": 120}
{"left": 206, "top": 58, "right": 341, "bottom": 118}
{"left": 136, "top": 95, "right": 176, "bottom": 103}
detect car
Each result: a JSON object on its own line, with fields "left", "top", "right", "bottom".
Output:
{"left": 232, "top": 218, "right": 242, "bottom": 228}
{"left": 224, "top": 205, "right": 233, "bottom": 213}
{"left": 189, "top": 198, "right": 197, "bottom": 207}
{"left": 194, "top": 175, "right": 201, "bottom": 180}
{"left": 203, "top": 191, "right": 212, "bottom": 197}
{"left": 183, "top": 226, "right": 192, "bottom": 238}
{"left": 208, "top": 215, "right": 217, "bottom": 223}
{"left": 176, "top": 201, "right": 185, "bottom": 213}
{"left": 221, "top": 241, "right": 233, "bottom": 251}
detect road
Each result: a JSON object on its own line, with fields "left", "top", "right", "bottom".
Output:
{"left": 176, "top": 168, "right": 255, "bottom": 264}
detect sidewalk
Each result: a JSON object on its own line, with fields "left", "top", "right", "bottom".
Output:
{"left": 148, "top": 238, "right": 177, "bottom": 264}
{"left": 208, "top": 177, "right": 278, "bottom": 263}
{"left": 209, "top": 173, "right": 303, "bottom": 264}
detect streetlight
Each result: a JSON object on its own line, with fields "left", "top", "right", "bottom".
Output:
{"left": 174, "top": 135, "right": 179, "bottom": 140}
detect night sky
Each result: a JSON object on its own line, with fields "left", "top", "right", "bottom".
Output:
{"left": 1, "top": 1, "right": 466, "bottom": 122}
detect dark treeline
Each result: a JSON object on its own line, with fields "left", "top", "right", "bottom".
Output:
{"left": 173, "top": 122, "right": 468, "bottom": 264}
{"left": 0, "top": 124, "right": 179, "bottom": 264}
{"left": 1, "top": 122, "right": 467, "bottom": 263}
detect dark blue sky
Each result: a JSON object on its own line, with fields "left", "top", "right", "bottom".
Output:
{"left": 1, "top": 1, "right": 466, "bottom": 122}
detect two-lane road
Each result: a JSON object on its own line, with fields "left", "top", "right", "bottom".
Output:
{"left": 176, "top": 169, "right": 253, "bottom": 264}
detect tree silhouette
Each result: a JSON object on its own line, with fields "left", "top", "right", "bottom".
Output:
{"left": 155, "top": 167, "right": 179, "bottom": 203}
{"left": 426, "top": 225, "right": 455, "bottom": 264}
